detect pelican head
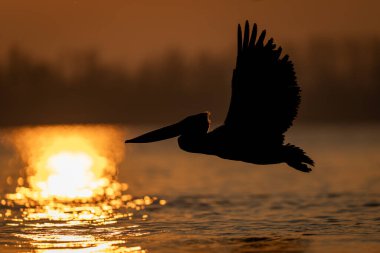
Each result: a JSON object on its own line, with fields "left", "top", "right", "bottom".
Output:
{"left": 125, "top": 112, "right": 210, "bottom": 143}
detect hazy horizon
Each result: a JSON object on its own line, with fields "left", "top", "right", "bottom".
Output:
{"left": 1, "top": 0, "right": 379, "bottom": 126}
{"left": 1, "top": 38, "right": 380, "bottom": 126}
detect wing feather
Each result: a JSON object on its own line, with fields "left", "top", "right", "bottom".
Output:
{"left": 224, "top": 21, "right": 301, "bottom": 138}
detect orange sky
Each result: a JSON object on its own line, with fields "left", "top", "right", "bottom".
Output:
{"left": 0, "top": 0, "right": 379, "bottom": 68}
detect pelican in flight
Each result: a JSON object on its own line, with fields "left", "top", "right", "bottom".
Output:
{"left": 126, "top": 21, "right": 314, "bottom": 172}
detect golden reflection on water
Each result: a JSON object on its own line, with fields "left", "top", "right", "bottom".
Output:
{"left": 0, "top": 125, "right": 165, "bottom": 252}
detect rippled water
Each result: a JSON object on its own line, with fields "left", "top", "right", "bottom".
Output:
{"left": 0, "top": 125, "right": 379, "bottom": 252}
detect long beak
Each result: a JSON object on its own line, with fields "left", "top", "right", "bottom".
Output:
{"left": 125, "top": 121, "right": 183, "bottom": 143}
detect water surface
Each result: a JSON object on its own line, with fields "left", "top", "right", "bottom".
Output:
{"left": 0, "top": 125, "right": 379, "bottom": 252}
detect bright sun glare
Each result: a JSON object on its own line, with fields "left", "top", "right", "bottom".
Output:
{"left": 0, "top": 125, "right": 164, "bottom": 252}
{"left": 7, "top": 125, "right": 125, "bottom": 201}
{"left": 40, "top": 151, "right": 102, "bottom": 199}
{"left": 2, "top": 125, "right": 164, "bottom": 220}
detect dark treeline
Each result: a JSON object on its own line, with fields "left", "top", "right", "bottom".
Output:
{"left": 0, "top": 38, "right": 379, "bottom": 127}
{"left": 300, "top": 38, "right": 380, "bottom": 123}
{"left": 0, "top": 48, "right": 231, "bottom": 126}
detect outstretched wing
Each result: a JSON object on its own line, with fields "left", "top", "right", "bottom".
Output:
{"left": 224, "top": 21, "right": 300, "bottom": 138}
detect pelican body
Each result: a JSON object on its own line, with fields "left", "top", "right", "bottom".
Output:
{"left": 126, "top": 22, "right": 314, "bottom": 172}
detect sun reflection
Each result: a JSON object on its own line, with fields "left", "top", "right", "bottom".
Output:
{"left": 0, "top": 125, "right": 165, "bottom": 252}
{"left": 35, "top": 244, "right": 145, "bottom": 253}
{"left": 39, "top": 151, "right": 108, "bottom": 199}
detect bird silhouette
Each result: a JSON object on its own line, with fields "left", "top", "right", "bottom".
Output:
{"left": 125, "top": 21, "right": 314, "bottom": 172}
